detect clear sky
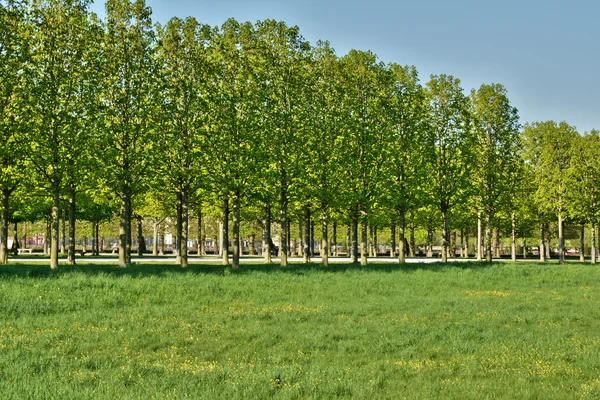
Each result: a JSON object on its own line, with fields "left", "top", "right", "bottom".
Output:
{"left": 90, "top": 0, "right": 600, "bottom": 133}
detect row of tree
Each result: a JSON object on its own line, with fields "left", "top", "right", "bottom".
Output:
{"left": 1, "top": 0, "right": 598, "bottom": 269}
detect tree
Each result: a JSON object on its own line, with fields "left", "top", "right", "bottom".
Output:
{"left": 470, "top": 83, "right": 520, "bottom": 262}
{"left": 25, "top": 0, "right": 99, "bottom": 268}
{"left": 0, "top": 0, "right": 29, "bottom": 264}
{"left": 523, "top": 121, "right": 578, "bottom": 263}
{"left": 155, "top": 17, "right": 210, "bottom": 268}
{"left": 99, "top": 0, "right": 156, "bottom": 267}
{"left": 425, "top": 74, "right": 472, "bottom": 262}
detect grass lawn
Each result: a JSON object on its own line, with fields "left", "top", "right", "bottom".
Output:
{"left": 1, "top": 262, "right": 599, "bottom": 399}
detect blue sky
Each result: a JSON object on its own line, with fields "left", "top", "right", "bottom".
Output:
{"left": 90, "top": 0, "right": 600, "bottom": 133}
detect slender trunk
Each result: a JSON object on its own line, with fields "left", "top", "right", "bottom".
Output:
{"left": 250, "top": 233, "right": 256, "bottom": 256}
{"left": 118, "top": 190, "right": 128, "bottom": 267}
{"left": 321, "top": 208, "right": 329, "bottom": 267}
{"left": 346, "top": 222, "right": 351, "bottom": 258}
{"left": 68, "top": 188, "right": 76, "bottom": 265}
{"left": 232, "top": 190, "right": 241, "bottom": 269}
{"left": 591, "top": 223, "right": 596, "bottom": 264}
{"left": 580, "top": 224, "right": 585, "bottom": 263}
{"left": 426, "top": 224, "right": 433, "bottom": 258}
{"left": 180, "top": 190, "right": 188, "bottom": 267}
{"left": 332, "top": 221, "right": 337, "bottom": 257}
{"left": 298, "top": 219, "right": 303, "bottom": 257}
{"left": 287, "top": 219, "right": 291, "bottom": 257}
{"left": 398, "top": 209, "right": 405, "bottom": 264}
{"left": 197, "top": 211, "right": 202, "bottom": 255}
{"left": 218, "top": 221, "right": 223, "bottom": 256}
{"left": 409, "top": 218, "right": 415, "bottom": 257}
{"left": 494, "top": 229, "right": 500, "bottom": 258}
{"left": 373, "top": 225, "right": 378, "bottom": 257}
{"left": 153, "top": 222, "right": 159, "bottom": 256}
{"left": 91, "top": 222, "right": 96, "bottom": 256}
{"left": 485, "top": 211, "right": 492, "bottom": 262}
{"left": 545, "top": 224, "right": 551, "bottom": 259}
{"left": 368, "top": 223, "right": 374, "bottom": 257}
{"left": 523, "top": 236, "right": 527, "bottom": 258}
{"left": 558, "top": 214, "right": 564, "bottom": 264}
{"left": 477, "top": 212, "right": 482, "bottom": 261}
{"left": 222, "top": 198, "right": 229, "bottom": 266}
{"left": 137, "top": 217, "right": 144, "bottom": 257}
{"left": 361, "top": 210, "right": 368, "bottom": 266}
{"left": 12, "top": 221, "right": 18, "bottom": 255}
{"left": 264, "top": 206, "right": 272, "bottom": 264}
{"left": 390, "top": 218, "right": 396, "bottom": 258}
{"left": 539, "top": 223, "right": 546, "bottom": 262}
{"left": 460, "top": 229, "right": 464, "bottom": 257}
{"left": 280, "top": 186, "right": 288, "bottom": 267}
{"left": 441, "top": 210, "right": 448, "bottom": 263}
{"left": 351, "top": 216, "right": 359, "bottom": 263}
{"left": 159, "top": 223, "right": 165, "bottom": 256}
{"left": 61, "top": 206, "right": 66, "bottom": 254}
{"left": 511, "top": 213, "right": 516, "bottom": 262}
{"left": 464, "top": 230, "right": 469, "bottom": 258}
{"left": 95, "top": 221, "right": 100, "bottom": 256}
{"left": 303, "top": 206, "right": 311, "bottom": 263}
{"left": 50, "top": 180, "right": 60, "bottom": 269}
{"left": 0, "top": 188, "right": 9, "bottom": 264}
{"left": 45, "top": 217, "right": 50, "bottom": 255}
{"left": 176, "top": 195, "right": 182, "bottom": 264}
{"left": 310, "top": 218, "right": 315, "bottom": 257}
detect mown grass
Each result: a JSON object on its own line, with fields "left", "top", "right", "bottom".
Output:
{"left": 1, "top": 262, "right": 599, "bottom": 399}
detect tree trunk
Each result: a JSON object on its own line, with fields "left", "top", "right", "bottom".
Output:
{"left": 477, "top": 212, "right": 482, "bottom": 261}
{"left": 303, "top": 206, "right": 311, "bottom": 263}
{"left": 558, "top": 215, "right": 564, "bottom": 264}
{"left": 61, "top": 206, "right": 66, "bottom": 254}
{"left": 485, "top": 212, "right": 492, "bottom": 262}
{"left": 95, "top": 221, "right": 100, "bottom": 256}
{"left": 426, "top": 224, "right": 433, "bottom": 258}
{"left": 511, "top": 213, "right": 516, "bottom": 262}
{"left": 250, "top": 233, "right": 256, "bottom": 256}
{"left": 50, "top": 180, "right": 60, "bottom": 269}
{"left": 332, "top": 221, "right": 337, "bottom": 257}
{"left": 373, "top": 225, "right": 378, "bottom": 257}
{"left": 321, "top": 208, "right": 329, "bottom": 267}
{"left": 176, "top": 195, "right": 182, "bottom": 264}
{"left": 153, "top": 221, "right": 159, "bottom": 256}
{"left": 264, "top": 206, "right": 272, "bottom": 264}
{"left": 68, "top": 188, "right": 76, "bottom": 265}
{"left": 310, "top": 219, "right": 315, "bottom": 257}
{"left": 118, "top": 186, "right": 131, "bottom": 268}
{"left": 298, "top": 219, "right": 303, "bottom": 257}
{"left": 0, "top": 188, "right": 10, "bottom": 264}
{"left": 45, "top": 217, "right": 50, "bottom": 255}
{"left": 91, "top": 222, "right": 96, "bottom": 256}
{"left": 522, "top": 236, "right": 527, "bottom": 259}
{"left": 180, "top": 191, "right": 188, "bottom": 267}
{"left": 441, "top": 210, "right": 448, "bottom": 263}
{"left": 390, "top": 218, "right": 396, "bottom": 258}
{"left": 545, "top": 224, "right": 551, "bottom": 259}
{"left": 232, "top": 190, "right": 241, "bottom": 269}
{"left": 346, "top": 222, "right": 351, "bottom": 259}
{"left": 280, "top": 186, "right": 288, "bottom": 267}
{"left": 368, "top": 223, "right": 374, "bottom": 257}
{"left": 539, "top": 223, "right": 546, "bottom": 262}
{"left": 159, "top": 223, "right": 165, "bottom": 256}
{"left": 464, "top": 230, "right": 469, "bottom": 258}
{"left": 222, "top": 198, "right": 229, "bottom": 266}
{"left": 580, "top": 224, "right": 585, "bottom": 263}
{"left": 361, "top": 211, "right": 368, "bottom": 266}
{"left": 591, "top": 223, "right": 596, "bottom": 265}
{"left": 351, "top": 216, "right": 359, "bottom": 264}
{"left": 409, "top": 217, "right": 416, "bottom": 257}
{"left": 137, "top": 217, "right": 144, "bottom": 257}
{"left": 398, "top": 209, "right": 405, "bottom": 264}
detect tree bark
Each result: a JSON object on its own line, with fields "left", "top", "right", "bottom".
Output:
{"left": 303, "top": 206, "right": 311, "bottom": 263}
{"left": 250, "top": 233, "right": 256, "bottom": 256}
{"left": 360, "top": 211, "right": 368, "bottom": 266}
{"left": 485, "top": 212, "right": 492, "bottom": 262}
{"left": 464, "top": 230, "right": 469, "bottom": 258}
{"left": 153, "top": 221, "right": 159, "bottom": 256}
{"left": 50, "top": 180, "right": 60, "bottom": 269}
{"left": 0, "top": 188, "right": 10, "bottom": 264}
{"left": 477, "top": 212, "right": 482, "bottom": 261}
{"left": 159, "top": 223, "right": 165, "bottom": 256}
{"left": 511, "top": 213, "right": 516, "bottom": 262}
{"left": 441, "top": 210, "right": 448, "bottom": 263}
{"left": 68, "top": 188, "right": 76, "bottom": 265}
{"left": 264, "top": 206, "right": 272, "bottom": 264}
{"left": 398, "top": 209, "right": 405, "bottom": 264}
{"left": 409, "top": 218, "right": 416, "bottom": 257}
{"left": 591, "top": 223, "right": 596, "bottom": 264}
{"left": 61, "top": 206, "right": 66, "bottom": 254}
{"left": 280, "top": 186, "right": 288, "bottom": 267}
{"left": 390, "top": 218, "right": 396, "bottom": 258}
{"left": 368, "top": 223, "right": 374, "bottom": 257}
{"left": 580, "top": 224, "right": 585, "bottom": 263}
{"left": 232, "top": 190, "right": 241, "bottom": 269}
{"left": 332, "top": 221, "right": 337, "bottom": 257}
{"left": 351, "top": 216, "right": 359, "bottom": 264}
{"left": 539, "top": 223, "right": 546, "bottom": 262}
{"left": 180, "top": 190, "right": 188, "bottom": 267}
{"left": 558, "top": 215, "right": 564, "bottom": 264}
{"left": 321, "top": 208, "right": 328, "bottom": 267}
{"left": 523, "top": 236, "right": 527, "bottom": 259}
{"left": 118, "top": 186, "right": 132, "bottom": 268}
{"left": 221, "top": 197, "right": 229, "bottom": 266}
{"left": 137, "top": 217, "right": 145, "bottom": 257}
{"left": 427, "top": 224, "right": 433, "bottom": 258}
{"left": 176, "top": 195, "right": 182, "bottom": 264}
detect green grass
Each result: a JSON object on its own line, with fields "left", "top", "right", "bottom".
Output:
{"left": 1, "top": 262, "right": 600, "bottom": 399}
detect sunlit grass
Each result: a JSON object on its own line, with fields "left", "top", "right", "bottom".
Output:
{"left": 1, "top": 262, "right": 599, "bottom": 399}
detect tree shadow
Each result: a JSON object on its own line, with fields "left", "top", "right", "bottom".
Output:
{"left": 0, "top": 259, "right": 507, "bottom": 279}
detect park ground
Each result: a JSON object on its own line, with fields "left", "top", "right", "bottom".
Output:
{"left": 1, "top": 261, "right": 599, "bottom": 399}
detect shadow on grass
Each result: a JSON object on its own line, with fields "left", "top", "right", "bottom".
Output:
{"left": 0, "top": 259, "right": 513, "bottom": 279}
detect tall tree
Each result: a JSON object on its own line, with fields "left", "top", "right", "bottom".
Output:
{"left": 0, "top": 0, "right": 29, "bottom": 264}
{"left": 522, "top": 121, "right": 578, "bottom": 264}
{"left": 425, "top": 74, "right": 472, "bottom": 262}
{"left": 100, "top": 0, "right": 156, "bottom": 267}
{"left": 155, "top": 17, "right": 210, "bottom": 268}
{"left": 470, "top": 83, "right": 520, "bottom": 262}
